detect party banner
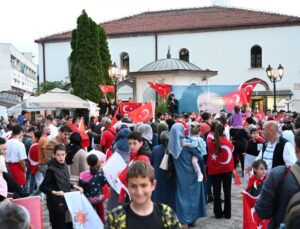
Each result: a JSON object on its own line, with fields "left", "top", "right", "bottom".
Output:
{"left": 171, "top": 85, "right": 239, "bottom": 114}
{"left": 64, "top": 192, "right": 103, "bottom": 228}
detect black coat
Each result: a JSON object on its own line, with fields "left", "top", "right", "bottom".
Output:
{"left": 40, "top": 159, "right": 72, "bottom": 211}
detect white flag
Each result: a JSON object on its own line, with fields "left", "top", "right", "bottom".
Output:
{"left": 243, "top": 154, "right": 256, "bottom": 186}
{"left": 64, "top": 192, "right": 103, "bottom": 229}
{"left": 103, "top": 152, "right": 127, "bottom": 194}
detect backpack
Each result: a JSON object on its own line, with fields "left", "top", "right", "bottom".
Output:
{"left": 284, "top": 165, "right": 300, "bottom": 229}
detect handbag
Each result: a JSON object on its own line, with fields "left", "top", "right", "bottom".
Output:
{"left": 160, "top": 150, "right": 170, "bottom": 171}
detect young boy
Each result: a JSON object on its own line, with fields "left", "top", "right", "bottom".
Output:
{"left": 40, "top": 144, "right": 83, "bottom": 229}
{"left": 106, "top": 161, "right": 181, "bottom": 229}
{"left": 118, "top": 131, "right": 150, "bottom": 203}
{"left": 243, "top": 127, "right": 265, "bottom": 185}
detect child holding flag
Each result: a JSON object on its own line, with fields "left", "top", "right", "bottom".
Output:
{"left": 40, "top": 144, "right": 83, "bottom": 229}
{"left": 118, "top": 131, "right": 151, "bottom": 203}
{"left": 242, "top": 160, "right": 269, "bottom": 228}
{"left": 245, "top": 159, "right": 268, "bottom": 197}
{"left": 79, "top": 154, "right": 108, "bottom": 224}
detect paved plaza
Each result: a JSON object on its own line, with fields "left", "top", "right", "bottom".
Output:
{"left": 42, "top": 176, "right": 243, "bottom": 229}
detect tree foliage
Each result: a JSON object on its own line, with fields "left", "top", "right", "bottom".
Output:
{"left": 70, "top": 10, "right": 112, "bottom": 103}
{"left": 98, "top": 27, "right": 113, "bottom": 85}
{"left": 36, "top": 81, "right": 71, "bottom": 95}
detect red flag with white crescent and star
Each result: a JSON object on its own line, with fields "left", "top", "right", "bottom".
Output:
{"left": 147, "top": 82, "right": 172, "bottom": 99}
{"left": 223, "top": 89, "right": 248, "bottom": 112}
{"left": 99, "top": 85, "right": 115, "bottom": 94}
{"left": 128, "top": 101, "right": 153, "bottom": 123}
{"left": 241, "top": 82, "right": 258, "bottom": 103}
{"left": 254, "top": 111, "right": 266, "bottom": 122}
{"left": 207, "top": 137, "right": 235, "bottom": 175}
{"left": 243, "top": 191, "right": 270, "bottom": 229}
{"left": 119, "top": 102, "right": 141, "bottom": 115}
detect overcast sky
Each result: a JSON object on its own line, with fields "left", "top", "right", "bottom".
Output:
{"left": 1, "top": 0, "right": 299, "bottom": 64}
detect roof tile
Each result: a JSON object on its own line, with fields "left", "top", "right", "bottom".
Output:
{"left": 35, "top": 6, "right": 300, "bottom": 43}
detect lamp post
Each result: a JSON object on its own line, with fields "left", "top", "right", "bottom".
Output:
{"left": 108, "top": 62, "right": 128, "bottom": 105}
{"left": 265, "top": 64, "right": 284, "bottom": 112}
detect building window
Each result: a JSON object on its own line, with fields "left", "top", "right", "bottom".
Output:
{"left": 179, "top": 48, "right": 189, "bottom": 62}
{"left": 251, "top": 45, "right": 262, "bottom": 68}
{"left": 120, "top": 52, "right": 129, "bottom": 71}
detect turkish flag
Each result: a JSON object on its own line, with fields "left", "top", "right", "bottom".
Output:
{"left": 254, "top": 111, "right": 266, "bottom": 122}
{"left": 12, "top": 196, "right": 44, "bottom": 229}
{"left": 207, "top": 137, "right": 235, "bottom": 175}
{"left": 241, "top": 82, "right": 258, "bottom": 103}
{"left": 99, "top": 85, "right": 115, "bottom": 94}
{"left": 119, "top": 102, "right": 141, "bottom": 115}
{"left": 223, "top": 89, "right": 248, "bottom": 112}
{"left": 233, "top": 169, "right": 242, "bottom": 186}
{"left": 147, "top": 82, "right": 172, "bottom": 99}
{"left": 243, "top": 191, "right": 270, "bottom": 229}
{"left": 128, "top": 101, "right": 153, "bottom": 123}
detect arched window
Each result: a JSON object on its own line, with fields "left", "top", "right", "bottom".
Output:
{"left": 179, "top": 48, "right": 189, "bottom": 62}
{"left": 120, "top": 52, "right": 129, "bottom": 71}
{"left": 251, "top": 45, "right": 262, "bottom": 68}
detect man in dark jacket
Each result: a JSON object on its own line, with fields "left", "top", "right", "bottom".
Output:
{"left": 255, "top": 130, "right": 300, "bottom": 228}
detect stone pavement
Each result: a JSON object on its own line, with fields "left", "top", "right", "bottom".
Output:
{"left": 42, "top": 177, "right": 243, "bottom": 229}
{"left": 193, "top": 182, "right": 243, "bottom": 229}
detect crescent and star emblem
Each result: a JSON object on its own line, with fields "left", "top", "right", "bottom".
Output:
{"left": 244, "top": 85, "right": 253, "bottom": 95}
{"left": 212, "top": 145, "right": 232, "bottom": 165}
{"left": 137, "top": 109, "right": 149, "bottom": 120}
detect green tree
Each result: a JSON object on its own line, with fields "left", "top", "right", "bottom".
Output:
{"left": 36, "top": 81, "right": 71, "bottom": 95}
{"left": 98, "top": 27, "right": 113, "bottom": 85}
{"left": 70, "top": 10, "right": 108, "bottom": 103}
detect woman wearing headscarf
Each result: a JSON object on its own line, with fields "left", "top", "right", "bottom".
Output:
{"left": 151, "top": 131, "right": 176, "bottom": 210}
{"left": 66, "top": 132, "right": 88, "bottom": 177}
{"left": 157, "top": 122, "right": 169, "bottom": 144}
{"left": 168, "top": 123, "right": 207, "bottom": 228}
{"left": 137, "top": 123, "right": 153, "bottom": 151}
{"left": 107, "top": 127, "right": 131, "bottom": 211}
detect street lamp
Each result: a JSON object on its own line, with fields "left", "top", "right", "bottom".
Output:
{"left": 266, "top": 64, "right": 284, "bottom": 112}
{"left": 108, "top": 62, "right": 128, "bottom": 104}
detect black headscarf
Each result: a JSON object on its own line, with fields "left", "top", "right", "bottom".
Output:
{"left": 66, "top": 132, "right": 82, "bottom": 165}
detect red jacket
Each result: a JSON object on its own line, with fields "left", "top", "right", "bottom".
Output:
{"left": 207, "top": 136, "right": 234, "bottom": 175}
{"left": 118, "top": 152, "right": 150, "bottom": 202}
{"left": 100, "top": 126, "right": 116, "bottom": 154}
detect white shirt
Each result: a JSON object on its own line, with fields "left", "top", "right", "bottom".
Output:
{"left": 5, "top": 138, "right": 27, "bottom": 163}
{"left": 48, "top": 124, "right": 58, "bottom": 140}
{"left": 281, "top": 130, "right": 295, "bottom": 147}
{"left": 256, "top": 138, "right": 296, "bottom": 171}
{"left": 0, "top": 155, "right": 7, "bottom": 172}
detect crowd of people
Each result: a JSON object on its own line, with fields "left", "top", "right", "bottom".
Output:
{"left": 0, "top": 103, "right": 300, "bottom": 229}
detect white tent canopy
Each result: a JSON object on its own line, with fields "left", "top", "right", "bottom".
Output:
{"left": 22, "top": 88, "right": 95, "bottom": 110}
{"left": 7, "top": 103, "right": 44, "bottom": 115}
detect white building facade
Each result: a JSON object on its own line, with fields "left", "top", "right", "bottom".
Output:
{"left": 0, "top": 43, "right": 37, "bottom": 100}
{"left": 36, "top": 7, "right": 300, "bottom": 111}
